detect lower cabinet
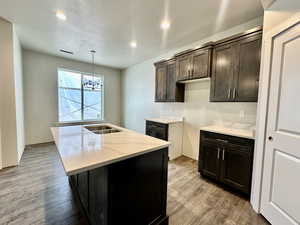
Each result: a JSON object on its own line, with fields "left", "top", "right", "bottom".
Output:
{"left": 200, "top": 141, "right": 220, "bottom": 180}
{"left": 145, "top": 120, "right": 183, "bottom": 160}
{"left": 69, "top": 148, "right": 169, "bottom": 225}
{"left": 78, "top": 171, "right": 89, "bottom": 211}
{"left": 145, "top": 121, "right": 168, "bottom": 141}
{"left": 198, "top": 131, "right": 254, "bottom": 195}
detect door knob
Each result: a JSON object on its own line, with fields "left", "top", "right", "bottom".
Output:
{"left": 268, "top": 136, "right": 273, "bottom": 141}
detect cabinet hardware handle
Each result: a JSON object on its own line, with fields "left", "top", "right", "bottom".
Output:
{"left": 222, "top": 149, "right": 225, "bottom": 160}
{"left": 217, "top": 148, "right": 220, "bottom": 159}
{"left": 228, "top": 88, "right": 231, "bottom": 99}
{"left": 216, "top": 139, "right": 228, "bottom": 143}
{"left": 233, "top": 88, "right": 236, "bottom": 99}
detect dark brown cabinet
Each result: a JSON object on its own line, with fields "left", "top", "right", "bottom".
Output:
{"left": 198, "top": 131, "right": 254, "bottom": 195}
{"left": 175, "top": 45, "right": 213, "bottom": 82}
{"left": 235, "top": 35, "right": 261, "bottom": 101}
{"left": 154, "top": 59, "right": 184, "bottom": 102}
{"left": 153, "top": 27, "right": 262, "bottom": 103}
{"left": 220, "top": 144, "right": 253, "bottom": 194}
{"left": 78, "top": 171, "right": 89, "bottom": 211}
{"left": 200, "top": 141, "right": 220, "bottom": 180}
{"left": 176, "top": 54, "right": 191, "bottom": 81}
{"left": 210, "top": 43, "right": 236, "bottom": 101}
{"left": 146, "top": 120, "right": 168, "bottom": 141}
{"left": 69, "top": 149, "right": 169, "bottom": 225}
{"left": 190, "top": 48, "right": 213, "bottom": 79}
{"left": 155, "top": 63, "right": 167, "bottom": 101}
{"left": 210, "top": 28, "right": 262, "bottom": 102}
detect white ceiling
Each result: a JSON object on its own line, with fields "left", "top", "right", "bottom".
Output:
{"left": 0, "top": 0, "right": 263, "bottom": 69}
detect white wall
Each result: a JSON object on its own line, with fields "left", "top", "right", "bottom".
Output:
{"left": 263, "top": 0, "right": 300, "bottom": 32}
{"left": 121, "top": 17, "right": 262, "bottom": 160}
{"left": 0, "top": 18, "right": 23, "bottom": 167}
{"left": 13, "top": 26, "right": 25, "bottom": 162}
{"left": 23, "top": 50, "right": 122, "bottom": 145}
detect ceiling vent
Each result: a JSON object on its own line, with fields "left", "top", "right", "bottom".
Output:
{"left": 60, "top": 49, "right": 74, "bottom": 55}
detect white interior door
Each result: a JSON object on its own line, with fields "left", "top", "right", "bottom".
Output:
{"left": 261, "top": 18, "right": 300, "bottom": 225}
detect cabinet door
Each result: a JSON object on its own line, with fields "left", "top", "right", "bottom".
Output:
{"left": 78, "top": 171, "right": 89, "bottom": 211}
{"left": 70, "top": 174, "right": 78, "bottom": 187}
{"left": 155, "top": 65, "right": 167, "bottom": 102}
{"left": 109, "top": 149, "right": 168, "bottom": 225}
{"left": 210, "top": 43, "right": 236, "bottom": 102}
{"left": 234, "top": 34, "right": 262, "bottom": 102}
{"left": 191, "top": 48, "right": 212, "bottom": 79}
{"left": 89, "top": 168, "right": 108, "bottom": 225}
{"left": 176, "top": 54, "right": 191, "bottom": 81}
{"left": 199, "top": 142, "right": 221, "bottom": 180}
{"left": 220, "top": 146, "right": 253, "bottom": 195}
{"left": 166, "top": 61, "right": 177, "bottom": 101}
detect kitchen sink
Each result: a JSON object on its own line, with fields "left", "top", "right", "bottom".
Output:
{"left": 84, "top": 125, "right": 121, "bottom": 135}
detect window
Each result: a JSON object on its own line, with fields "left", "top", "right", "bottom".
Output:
{"left": 58, "top": 69, "right": 104, "bottom": 122}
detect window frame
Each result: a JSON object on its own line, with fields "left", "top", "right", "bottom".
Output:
{"left": 57, "top": 68, "right": 105, "bottom": 124}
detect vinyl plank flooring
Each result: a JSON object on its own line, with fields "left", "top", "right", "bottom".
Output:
{"left": 167, "top": 157, "right": 269, "bottom": 225}
{"left": 0, "top": 144, "right": 269, "bottom": 225}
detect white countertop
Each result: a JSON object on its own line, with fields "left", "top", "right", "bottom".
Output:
{"left": 145, "top": 118, "right": 183, "bottom": 124}
{"left": 51, "top": 123, "right": 170, "bottom": 175}
{"left": 200, "top": 125, "right": 255, "bottom": 139}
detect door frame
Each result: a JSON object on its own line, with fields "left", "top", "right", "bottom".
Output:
{"left": 250, "top": 12, "right": 300, "bottom": 213}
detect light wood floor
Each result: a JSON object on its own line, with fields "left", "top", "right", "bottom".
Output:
{"left": 0, "top": 144, "right": 269, "bottom": 225}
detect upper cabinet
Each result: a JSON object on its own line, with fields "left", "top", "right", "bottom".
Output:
{"left": 235, "top": 34, "right": 262, "bottom": 101}
{"left": 154, "top": 27, "right": 262, "bottom": 103}
{"left": 210, "top": 43, "right": 236, "bottom": 101}
{"left": 191, "top": 47, "right": 213, "bottom": 79}
{"left": 176, "top": 54, "right": 191, "bottom": 81}
{"left": 175, "top": 45, "right": 213, "bottom": 82}
{"left": 210, "top": 28, "right": 262, "bottom": 102}
{"left": 154, "top": 59, "right": 184, "bottom": 102}
{"left": 155, "top": 62, "right": 167, "bottom": 101}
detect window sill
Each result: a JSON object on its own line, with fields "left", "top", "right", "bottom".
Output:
{"left": 52, "top": 120, "right": 105, "bottom": 127}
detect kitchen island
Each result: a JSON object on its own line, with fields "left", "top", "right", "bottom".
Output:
{"left": 51, "top": 123, "right": 170, "bottom": 225}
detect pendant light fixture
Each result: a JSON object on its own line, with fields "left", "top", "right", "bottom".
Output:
{"left": 91, "top": 50, "right": 96, "bottom": 90}
{"left": 83, "top": 50, "right": 98, "bottom": 90}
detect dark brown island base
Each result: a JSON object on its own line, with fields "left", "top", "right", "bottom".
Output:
{"left": 51, "top": 124, "right": 171, "bottom": 225}
{"left": 69, "top": 148, "right": 169, "bottom": 225}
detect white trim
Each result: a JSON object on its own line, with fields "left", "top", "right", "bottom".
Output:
{"left": 250, "top": 12, "right": 300, "bottom": 213}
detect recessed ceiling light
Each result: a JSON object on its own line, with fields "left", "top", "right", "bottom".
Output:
{"left": 161, "top": 20, "right": 170, "bottom": 30}
{"left": 56, "top": 10, "right": 67, "bottom": 21}
{"left": 130, "top": 41, "right": 137, "bottom": 48}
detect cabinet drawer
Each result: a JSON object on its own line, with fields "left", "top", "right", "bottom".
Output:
{"left": 146, "top": 121, "right": 168, "bottom": 141}
{"left": 201, "top": 131, "right": 254, "bottom": 148}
